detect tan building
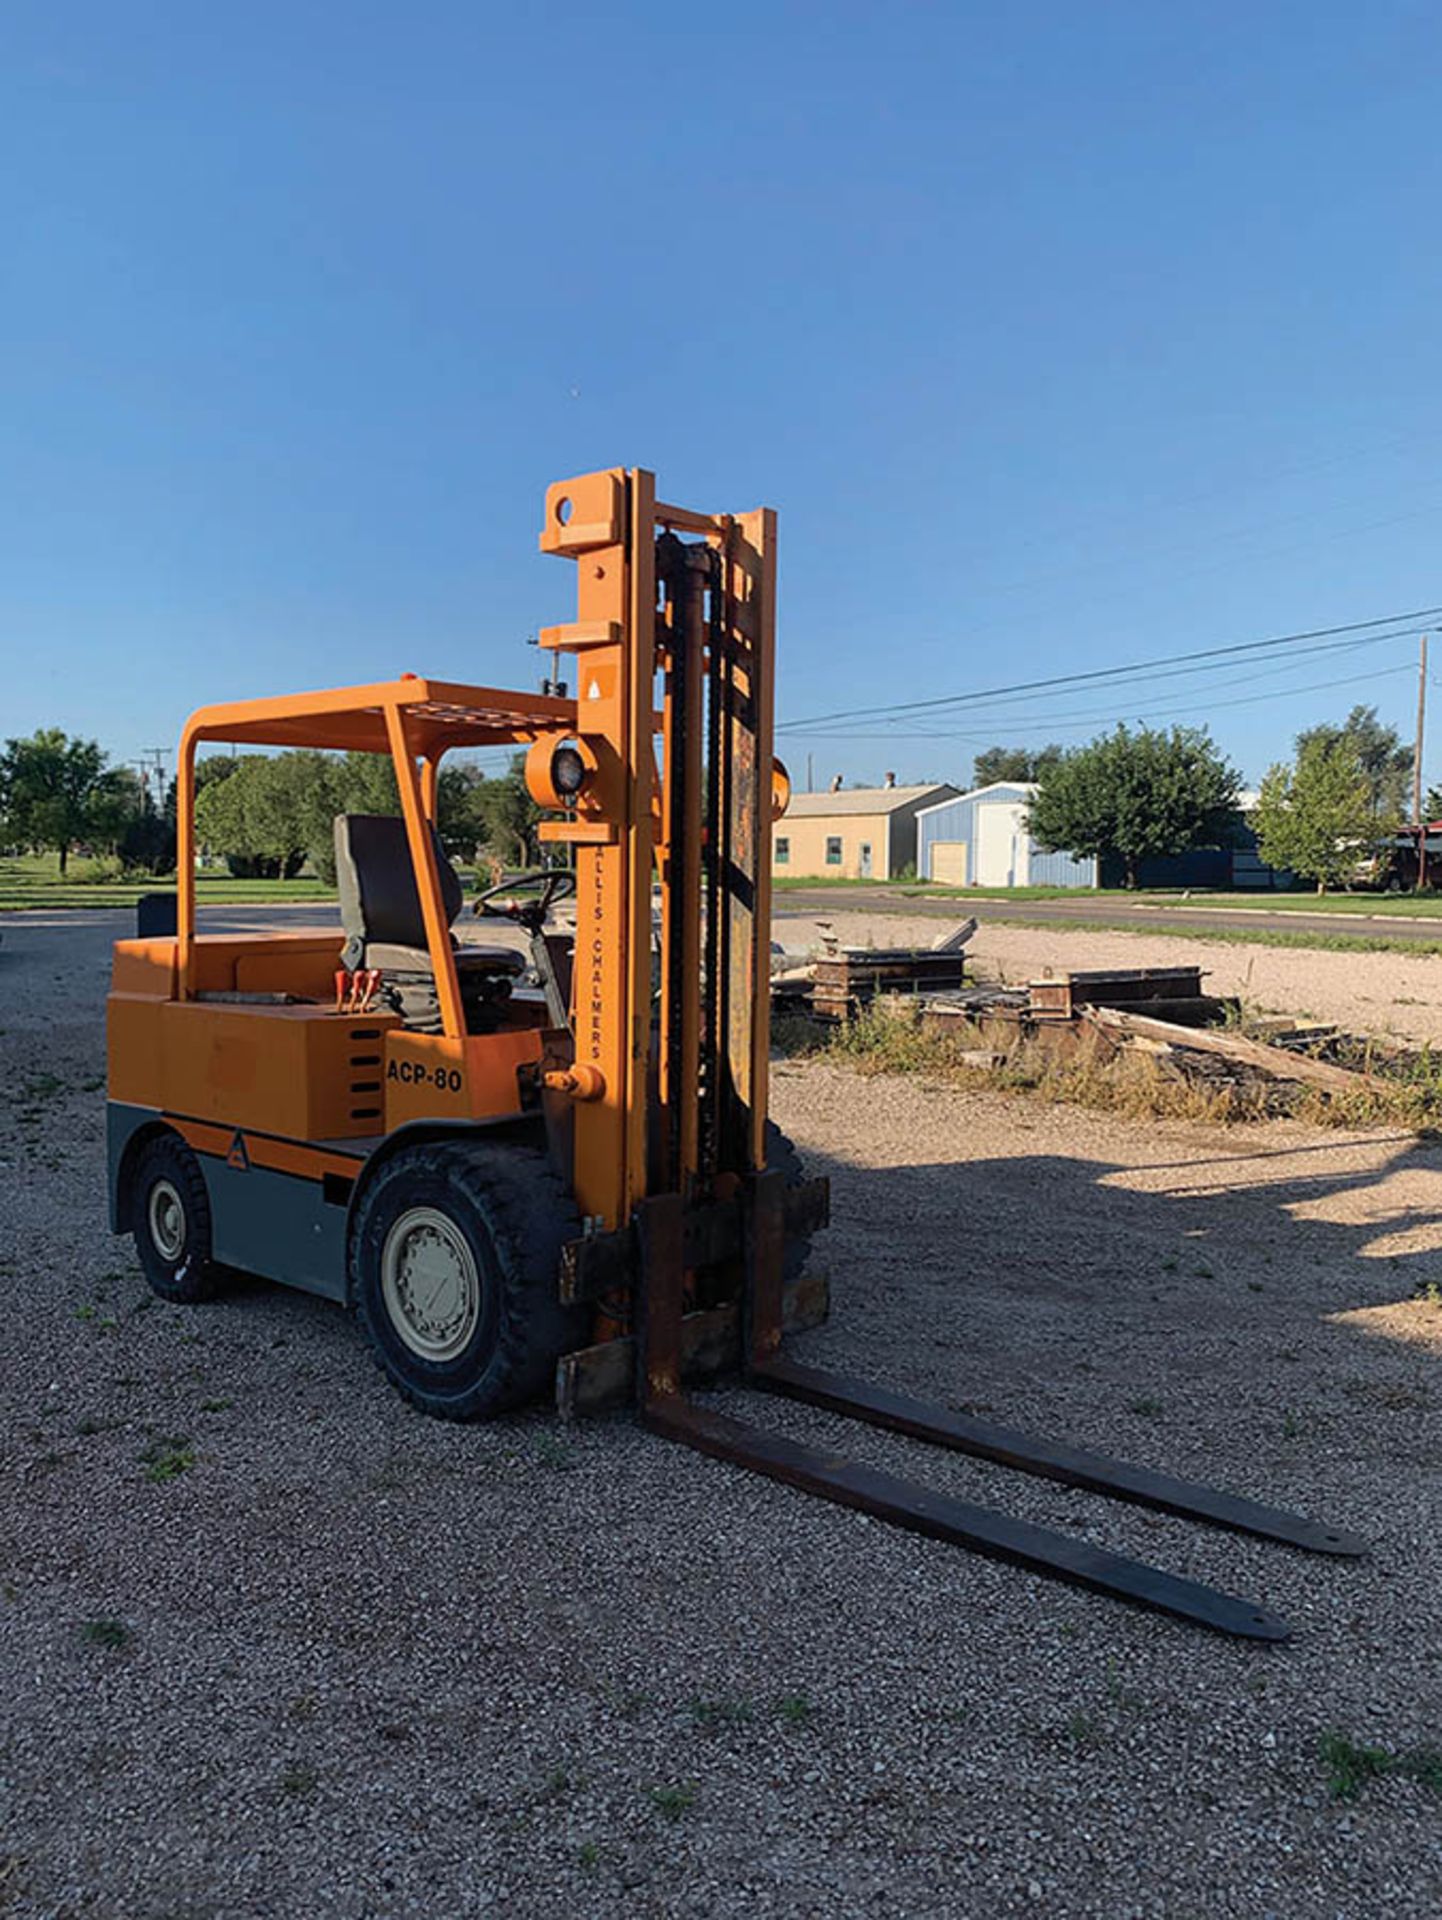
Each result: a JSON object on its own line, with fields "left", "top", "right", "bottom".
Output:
{"left": 772, "top": 781, "right": 961, "bottom": 880}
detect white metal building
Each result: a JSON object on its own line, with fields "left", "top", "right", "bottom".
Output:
{"left": 914, "top": 782, "right": 1098, "bottom": 888}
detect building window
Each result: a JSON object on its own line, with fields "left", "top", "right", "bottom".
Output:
{"left": 775, "top": 837, "right": 790, "bottom": 865}
{"left": 825, "top": 836, "right": 842, "bottom": 866}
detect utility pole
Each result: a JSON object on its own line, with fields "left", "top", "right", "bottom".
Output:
{"left": 806, "top": 751, "right": 813, "bottom": 793}
{"left": 1415, "top": 634, "right": 1428, "bottom": 890}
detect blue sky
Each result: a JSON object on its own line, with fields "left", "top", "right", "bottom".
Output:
{"left": 4, "top": 0, "right": 1441, "bottom": 790}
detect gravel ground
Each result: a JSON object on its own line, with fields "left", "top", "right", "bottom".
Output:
{"left": 3, "top": 912, "right": 1442, "bottom": 1917}
{"left": 776, "top": 908, "right": 1442, "bottom": 1046}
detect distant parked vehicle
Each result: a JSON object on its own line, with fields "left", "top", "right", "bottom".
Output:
{"left": 1349, "top": 827, "right": 1442, "bottom": 891}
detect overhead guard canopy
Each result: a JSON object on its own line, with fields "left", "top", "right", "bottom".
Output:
{"left": 181, "top": 675, "right": 578, "bottom": 757}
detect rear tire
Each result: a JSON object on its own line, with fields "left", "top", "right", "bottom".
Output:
{"left": 130, "top": 1133, "right": 221, "bottom": 1304}
{"left": 350, "top": 1140, "right": 586, "bottom": 1421}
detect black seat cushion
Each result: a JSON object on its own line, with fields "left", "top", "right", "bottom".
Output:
{"left": 365, "top": 940, "right": 523, "bottom": 977}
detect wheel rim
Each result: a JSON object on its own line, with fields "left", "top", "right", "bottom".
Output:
{"left": 148, "top": 1178, "right": 187, "bottom": 1262}
{"left": 380, "top": 1207, "right": 481, "bottom": 1362}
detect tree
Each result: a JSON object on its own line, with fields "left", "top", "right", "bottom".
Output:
{"left": 971, "top": 743, "right": 1064, "bottom": 788}
{"left": 1027, "top": 724, "right": 1240, "bottom": 890}
{"left": 118, "top": 801, "right": 176, "bottom": 875}
{"left": 475, "top": 754, "right": 542, "bottom": 868}
{"left": 116, "top": 766, "right": 176, "bottom": 874}
{"left": 0, "top": 729, "right": 131, "bottom": 874}
{"left": 1252, "top": 738, "right": 1374, "bottom": 894}
{"left": 1423, "top": 783, "right": 1442, "bottom": 825}
{"left": 193, "top": 748, "right": 495, "bottom": 883}
{"left": 303, "top": 755, "right": 487, "bottom": 882}
{"left": 1295, "top": 705, "right": 1411, "bottom": 828}
{"left": 333, "top": 749, "right": 399, "bottom": 817}
{"left": 436, "top": 763, "right": 489, "bottom": 860}
{"left": 300, "top": 752, "right": 398, "bottom": 885}
{"left": 194, "top": 751, "right": 336, "bottom": 878}
{"left": 195, "top": 754, "right": 242, "bottom": 793}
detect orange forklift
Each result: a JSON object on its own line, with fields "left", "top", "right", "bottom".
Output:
{"left": 107, "top": 467, "right": 1363, "bottom": 1638}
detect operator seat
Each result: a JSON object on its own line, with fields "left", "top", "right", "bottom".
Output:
{"left": 333, "top": 814, "right": 524, "bottom": 1033}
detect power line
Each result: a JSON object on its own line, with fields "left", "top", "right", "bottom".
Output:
{"left": 783, "top": 613, "right": 1439, "bottom": 733}
{"left": 797, "top": 661, "right": 1418, "bottom": 742}
{"left": 777, "top": 605, "right": 1442, "bottom": 735}
{"left": 803, "top": 629, "right": 1418, "bottom": 740}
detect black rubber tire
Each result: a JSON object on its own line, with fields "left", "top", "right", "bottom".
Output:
{"left": 130, "top": 1132, "right": 222, "bottom": 1304}
{"left": 764, "top": 1120, "right": 813, "bottom": 1287}
{"left": 350, "top": 1139, "right": 587, "bottom": 1421}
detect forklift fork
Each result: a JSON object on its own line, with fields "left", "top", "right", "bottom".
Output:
{"left": 637, "top": 1174, "right": 1365, "bottom": 1642}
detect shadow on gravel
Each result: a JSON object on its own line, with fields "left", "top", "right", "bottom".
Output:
{"left": 788, "top": 1127, "right": 1442, "bottom": 1384}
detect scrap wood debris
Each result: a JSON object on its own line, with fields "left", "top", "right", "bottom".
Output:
{"left": 775, "top": 927, "right": 1422, "bottom": 1099}
{"left": 1081, "top": 1004, "right": 1367, "bottom": 1093}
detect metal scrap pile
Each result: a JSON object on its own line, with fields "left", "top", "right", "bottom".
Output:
{"left": 770, "top": 918, "right": 977, "bottom": 1020}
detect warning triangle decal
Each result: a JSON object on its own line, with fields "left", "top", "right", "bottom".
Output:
{"left": 226, "top": 1130, "right": 251, "bottom": 1171}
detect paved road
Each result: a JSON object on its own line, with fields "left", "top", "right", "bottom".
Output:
{"left": 7, "top": 889, "right": 1442, "bottom": 954}
{"left": 774, "top": 886, "right": 1442, "bottom": 942}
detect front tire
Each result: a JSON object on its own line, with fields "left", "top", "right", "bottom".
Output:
{"left": 765, "top": 1120, "right": 813, "bottom": 1286}
{"left": 130, "top": 1133, "right": 221, "bottom": 1304}
{"left": 350, "top": 1140, "right": 586, "bottom": 1420}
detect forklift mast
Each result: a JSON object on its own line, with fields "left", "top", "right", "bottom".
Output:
{"left": 530, "top": 469, "right": 778, "bottom": 1232}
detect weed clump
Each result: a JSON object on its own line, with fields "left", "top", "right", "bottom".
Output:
{"left": 138, "top": 1436, "right": 195, "bottom": 1483}
{"left": 648, "top": 1781, "right": 698, "bottom": 1820}
{"left": 688, "top": 1694, "right": 753, "bottom": 1730}
{"left": 1320, "top": 1731, "right": 1442, "bottom": 1800}
{"left": 80, "top": 1618, "right": 131, "bottom": 1650}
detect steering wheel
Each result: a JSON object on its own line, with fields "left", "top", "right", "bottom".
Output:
{"left": 474, "top": 867, "right": 576, "bottom": 928}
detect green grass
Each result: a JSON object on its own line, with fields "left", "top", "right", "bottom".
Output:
{"left": 778, "top": 872, "right": 1442, "bottom": 916}
{"left": 1120, "top": 891, "right": 1442, "bottom": 916}
{"left": 986, "top": 915, "right": 1442, "bottom": 958}
{"left": 980, "top": 881, "right": 1442, "bottom": 914}
{"left": 0, "top": 852, "right": 332, "bottom": 913}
